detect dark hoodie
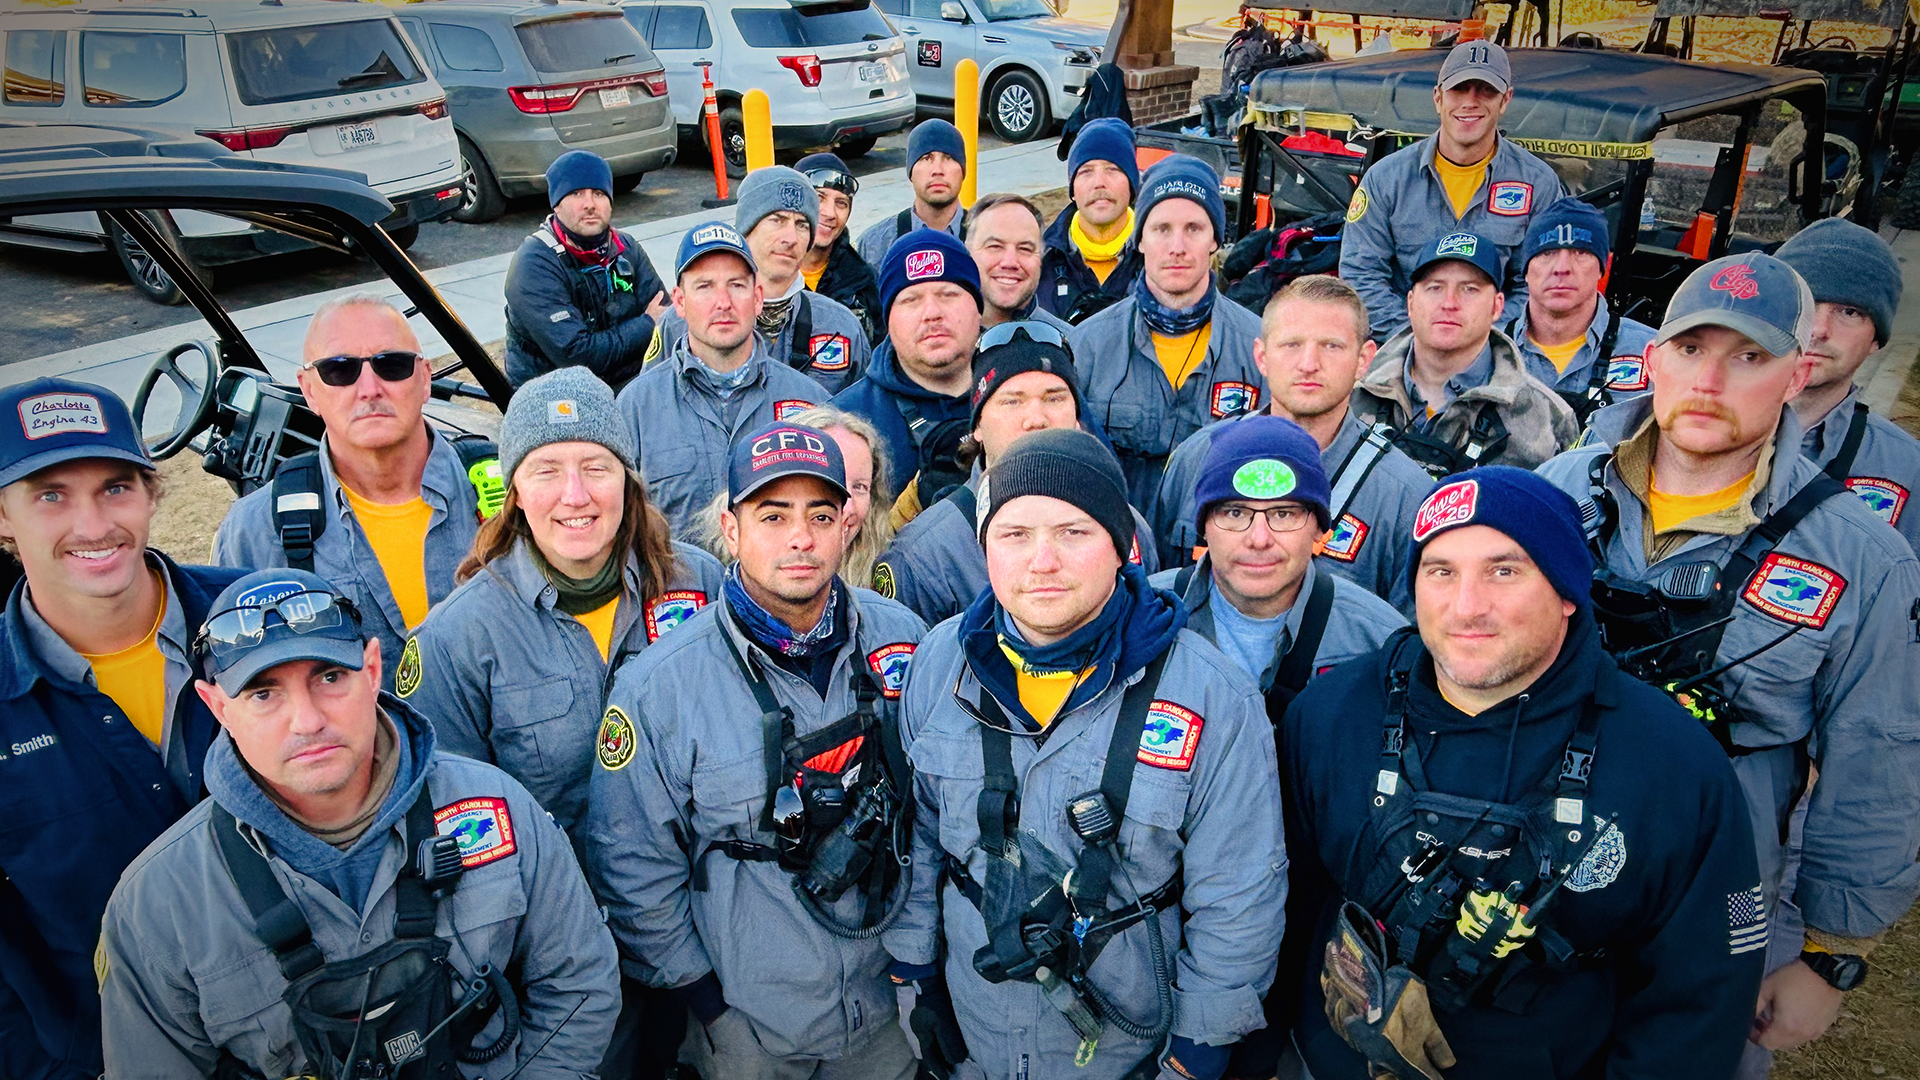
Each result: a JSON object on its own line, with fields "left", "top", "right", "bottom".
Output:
{"left": 813, "top": 231, "right": 883, "bottom": 344}
{"left": 1036, "top": 203, "right": 1143, "bottom": 324}
{"left": 1279, "top": 614, "right": 1764, "bottom": 1080}
{"left": 829, "top": 339, "right": 971, "bottom": 486}
{"left": 205, "top": 694, "right": 436, "bottom": 915}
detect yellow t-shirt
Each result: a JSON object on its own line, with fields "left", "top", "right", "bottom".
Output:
{"left": 1084, "top": 256, "right": 1119, "bottom": 284}
{"left": 1434, "top": 152, "right": 1492, "bottom": 219}
{"left": 342, "top": 484, "right": 434, "bottom": 630}
{"left": 999, "top": 640, "right": 1089, "bottom": 729}
{"left": 82, "top": 572, "right": 168, "bottom": 746}
{"left": 1530, "top": 334, "right": 1586, "bottom": 375}
{"left": 802, "top": 263, "right": 825, "bottom": 292}
{"left": 575, "top": 596, "right": 620, "bottom": 663}
{"left": 1152, "top": 323, "right": 1213, "bottom": 390}
{"left": 1649, "top": 471, "right": 1755, "bottom": 534}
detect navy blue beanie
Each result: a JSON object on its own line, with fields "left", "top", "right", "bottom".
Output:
{"left": 907, "top": 119, "right": 966, "bottom": 174}
{"left": 1134, "top": 154, "right": 1225, "bottom": 245}
{"left": 1406, "top": 466, "right": 1593, "bottom": 613}
{"left": 879, "top": 228, "right": 983, "bottom": 321}
{"left": 1521, "top": 199, "right": 1611, "bottom": 269}
{"left": 547, "top": 150, "right": 613, "bottom": 207}
{"left": 1193, "top": 415, "right": 1332, "bottom": 533}
{"left": 1068, "top": 117, "right": 1140, "bottom": 203}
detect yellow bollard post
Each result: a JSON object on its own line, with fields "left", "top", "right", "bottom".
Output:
{"left": 743, "top": 89, "right": 774, "bottom": 174}
{"left": 955, "top": 58, "right": 979, "bottom": 209}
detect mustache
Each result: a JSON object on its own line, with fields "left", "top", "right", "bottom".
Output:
{"left": 350, "top": 401, "right": 398, "bottom": 420}
{"left": 60, "top": 528, "right": 134, "bottom": 554}
{"left": 1664, "top": 396, "right": 1736, "bottom": 423}
{"left": 777, "top": 556, "right": 824, "bottom": 571}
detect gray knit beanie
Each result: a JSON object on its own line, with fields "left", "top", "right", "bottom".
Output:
{"left": 977, "top": 428, "right": 1133, "bottom": 559}
{"left": 735, "top": 166, "right": 820, "bottom": 239}
{"left": 1773, "top": 217, "right": 1903, "bottom": 345}
{"left": 498, "top": 367, "right": 636, "bottom": 483}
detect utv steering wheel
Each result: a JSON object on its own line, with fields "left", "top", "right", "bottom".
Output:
{"left": 132, "top": 339, "right": 220, "bottom": 460}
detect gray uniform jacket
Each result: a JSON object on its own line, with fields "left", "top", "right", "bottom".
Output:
{"left": 1338, "top": 133, "right": 1566, "bottom": 342}
{"left": 649, "top": 290, "right": 873, "bottom": 396}
{"left": 98, "top": 719, "right": 620, "bottom": 1079}
{"left": 1069, "top": 291, "right": 1266, "bottom": 517}
{"left": 1153, "top": 410, "right": 1434, "bottom": 613}
{"left": 615, "top": 338, "right": 826, "bottom": 540}
{"left": 856, "top": 206, "right": 968, "bottom": 273}
{"left": 1538, "top": 398, "right": 1920, "bottom": 941}
{"left": 872, "top": 472, "right": 1161, "bottom": 626}
{"left": 1151, "top": 558, "right": 1406, "bottom": 687}
{"left": 582, "top": 589, "right": 929, "bottom": 1060}
{"left": 1502, "top": 302, "right": 1658, "bottom": 403}
{"left": 214, "top": 431, "right": 483, "bottom": 689}
{"left": 1801, "top": 385, "right": 1920, "bottom": 555}
{"left": 1353, "top": 327, "right": 1578, "bottom": 472}
{"left": 887, "top": 624, "right": 1287, "bottom": 1075}
{"left": 401, "top": 539, "right": 726, "bottom": 834}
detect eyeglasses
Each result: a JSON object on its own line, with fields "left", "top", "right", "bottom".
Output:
{"left": 194, "top": 590, "right": 362, "bottom": 668}
{"left": 803, "top": 168, "right": 859, "bottom": 197}
{"left": 302, "top": 351, "right": 423, "bottom": 387}
{"left": 1208, "top": 504, "right": 1316, "bottom": 534}
{"left": 977, "top": 320, "right": 1070, "bottom": 354}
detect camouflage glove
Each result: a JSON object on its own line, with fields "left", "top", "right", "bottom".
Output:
{"left": 1322, "top": 902, "right": 1457, "bottom": 1080}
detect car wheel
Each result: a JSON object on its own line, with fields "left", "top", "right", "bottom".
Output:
{"left": 987, "top": 69, "right": 1050, "bottom": 143}
{"left": 612, "top": 171, "right": 645, "bottom": 195}
{"left": 837, "top": 135, "right": 878, "bottom": 158}
{"left": 453, "top": 136, "right": 506, "bottom": 224}
{"left": 705, "top": 105, "right": 749, "bottom": 179}
{"left": 386, "top": 224, "right": 421, "bottom": 250}
{"left": 106, "top": 211, "right": 205, "bottom": 306}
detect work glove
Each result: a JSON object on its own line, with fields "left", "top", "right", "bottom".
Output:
{"left": 1160, "top": 1036, "right": 1234, "bottom": 1080}
{"left": 890, "top": 961, "right": 968, "bottom": 1079}
{"left": 1321, "top": 902, "right": 1456, "bottom": 1080}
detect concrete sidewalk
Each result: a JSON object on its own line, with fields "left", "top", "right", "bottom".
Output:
{"left": 10, "top": 136, "right": 1070, "bottom": 404}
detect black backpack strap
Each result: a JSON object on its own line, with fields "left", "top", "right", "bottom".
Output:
{"left": 896, "top": 208, "right": 915, "bottom": 238}
{"left": 1822, "top": 402, "right": 1870, "bottom": 481}
{"left": 716, "top": 623, "right": 795, "bottom": 836}
{"left": 947, "top": 482, "right": 979, "bottom": 529}
{"left": 1173, "top": 563, "right": 1196, "bottom": 597}
{"left": 1269, "top": 570, "right": 1335, "bottom": 708}
{"left": 1707, "top": 475, "right": 1850, "bottom": 623}
{"left": 271, "top": 452, "right": 327, "bottom": 574}
{"left": 210, "top": 803, "right": 327, "bottom": 982}
{"left": 394, "top": 788, "right": 440, "bottom": 941}
{"left": 788, "top": 292, "right": 815, "bottom": 372}
{"left": 449, "top": 434, "right": 498, "bottom": 472}
{"left": 1069, "top": 652, "right": 1173, "bottom": 909}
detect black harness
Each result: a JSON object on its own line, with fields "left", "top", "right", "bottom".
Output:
{"left": 780, "top": 292, "right": 815, "bottom": 373}
{"left": 1505, "top": 302, "right": 1624, "bottom": 427}
{"left": 1391, "top": 407, "right": 1511, "bottom": 480}
{"left": 1171, "top": 561, "right": 1334, "bottom": 718}
{"left": 272, "top": 437, "right": 498, "bottom": 573}
{"left": 1821, "top": 402, "right": 1870, "bottom": 481}
{"left": 208, "top": 788, "right": 515, "bottom": 1079}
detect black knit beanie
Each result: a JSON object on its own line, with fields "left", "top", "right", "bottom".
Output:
{"left": 977, "top": 428, "right": 1132, "bottom": 558}
{"left": 970, "top": 331, "right": 1082, "bottom": 430}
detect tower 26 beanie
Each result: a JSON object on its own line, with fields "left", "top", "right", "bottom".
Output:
{"left": 498, "top": 366, "right": 637, "bottom": 482}
{"left": 1405, "top": 465, "right": 1593, "bottom": 613}
{"left": 1774, "top": 217, "right": 1904, "bottom": 346}
{"left": 978, "top": 427, "right": 1133, "bottom": 559}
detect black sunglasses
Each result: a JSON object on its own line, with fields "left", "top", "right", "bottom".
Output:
{"left": 303, "top": 350, "right": 423, "bottom": 387}
{"left": 803, "top": 168, "right": 859, "bottom": 197}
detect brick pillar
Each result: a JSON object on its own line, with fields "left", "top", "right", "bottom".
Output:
{"left": 1123, "top": 64, "right": 1200, "bottom": 127}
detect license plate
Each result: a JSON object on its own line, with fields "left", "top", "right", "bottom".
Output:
{"left": 598, "top": 86, "right": 631, "bottom": 108}
{"left": 859, "top": 62, "right": 888, "bottom": 82}
{"left": 335, "top": 120, "right": 379, "bottom": 151}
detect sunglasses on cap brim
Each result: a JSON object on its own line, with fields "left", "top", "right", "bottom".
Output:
{"left": 804, "top": 168, "right": 859, "bottom": 197}
{"left": 193, "top": 590, "right": 363, "bottom": 670}
{"left": 977, "top": 319, "right": 1070, "bottom": 354}
{"left": 302, "top": 351, "right": 424, "bottom": 387}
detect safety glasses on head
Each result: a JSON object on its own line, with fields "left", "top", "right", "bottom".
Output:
{"left": 804, "top": 168, "right": 859, "bottom": 197}
{"left": 195, "top": 590, "right": 363, "bottom": 669}
{"left": 976, "top": 319, "right": 1070, "bottom": 354}
{"left": 302, "top": 351, "right": 423, "bottom": 387}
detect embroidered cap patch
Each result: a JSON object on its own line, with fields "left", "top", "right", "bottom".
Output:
{"left": 433, "top": 797, "right": 517, "bottom": 868}
{"left": 1412, "top": 479, "right": 1479, "bottom": 543}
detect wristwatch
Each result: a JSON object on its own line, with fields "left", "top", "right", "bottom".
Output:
{"left": 1800, "top": 949, "right": 1869, "bottom": 991}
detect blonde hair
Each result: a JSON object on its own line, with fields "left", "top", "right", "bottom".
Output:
{"left": 1262, "top": 274, "right": 1370, "bottom": 344}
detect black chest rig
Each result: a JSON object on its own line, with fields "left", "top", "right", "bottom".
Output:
{"left": 208, "top": 789, "right": 516, "bottom": 1080}
{"left": 947, "top": 654, "right": 1178, "bottom": 1064}
{"left": 704, "top": 626, "right": 914, "bottom": 939}
{"left": 1391, "top": 407, "right": 1510, "bottom": 480}
{"left": 1584, "top": 454, "right": 1846, "bottom": 753}
{"left": 1344, "top": 634, "right": 1618, "bottom": 1016}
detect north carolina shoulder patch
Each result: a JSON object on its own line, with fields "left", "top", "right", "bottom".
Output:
{"left": 871, "top": 561, "right": 897, "bottom": 599}
{"left": 433, "top": 796, "right": 518, "bottom": 869}
{"left": 1138, "top": 702, "right": 1203, "bottom": 771}
{"left": 1210, "top": 381, "right": 1259, "bottom": 418}
{"left": 1487, "top": 180, "right": 1533, "bottom": 216}
{"left": 1604, "top": 354, "right": 1649, "bottom": 392}
{"left": 1318, "top": 513, "right": 1369, "bottom": 563}
{"left": 598, "top": 706, "right": 637, "bottom": 771}
{"left": 1741, "top": 553, "right": 1847, "bottom": 629}
{"left": 774, "top": 399, "right": 812, "bottom": 421}
{"left": 866, "top": 642, "right": 916, "bottom": 699}
{"left": 1345, "top": 187, "right": 1369, "bottom": 224}
{"left": 809, "top": 334, "right": 853, "bottom": 372}
{"left": 645, "top": 590, "right": 708, "bottom": 642}
{"left": 1846, "top": 476, "right": 1909, "bottom": 526}
{"left": 396, "top": 637, "right": 422, "bottom": 697}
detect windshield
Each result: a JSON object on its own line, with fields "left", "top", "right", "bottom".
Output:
{"left": 225, "top": 19, "right": 424, "bottom": 106}
{"left": 977, "top": 0, "right": 1055, "bottom": 20}
{"left": 732, "top": 2, "right": 894, "bottom": 47}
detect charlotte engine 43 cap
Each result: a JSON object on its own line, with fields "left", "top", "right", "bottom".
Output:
{"left": 0, "top": 378, "right": 152, "bottom": 489}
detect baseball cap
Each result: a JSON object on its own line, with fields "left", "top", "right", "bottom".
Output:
{"left": 728, "top": 420, "right": 850, "bottom": 504}
{"left": 0, "top": 378, "right": 152, "bottom": 489}
{"left": 197, "top": 569, "right": 368, "bottom": 696}
{"left": 1410, "top": 231, "right": 1502, "bottom": 287}
{"left": 1653, "top": 253, "right": 1814, "bottom": 358}
{"left": 1437, "top": 40, "right": 1512, "bottom": 94}
{"left": 676, "top": 221, "right": 757, "bottom": 280}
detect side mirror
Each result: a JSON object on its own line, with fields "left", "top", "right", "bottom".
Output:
{"left": 941, "top": 2, "right": 967, "bottom": 21}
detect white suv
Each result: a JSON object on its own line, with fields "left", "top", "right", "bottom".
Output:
{"left": 0, "top": 0, "right": 463, "bottom": 299}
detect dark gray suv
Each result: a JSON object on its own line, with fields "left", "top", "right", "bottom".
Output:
{"left": 395, "top": 0, "right": 676, "bottom": 222}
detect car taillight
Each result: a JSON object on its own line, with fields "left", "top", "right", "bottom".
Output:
{"left": 638, "top": 67, "right": 669, "bottom": 97}
{"left": 777, "top": 54, "right": 822, "bottom": 87}
{"left": 509, "top": 84, "right": 586, "bottom": 114}
{"left": 196, "top": 126, "right": 294, "bottom": 151}
{"left": 418, "top": 98, "right": 449, "bottom": 120}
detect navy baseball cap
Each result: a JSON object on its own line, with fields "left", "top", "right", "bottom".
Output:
{"left": 728, "top": 421, "right": 850, "bottom": 504}
{"left": 1410, "top": 231, "right": 1503, "bottom": 288}
{"left": 197, "top": 569, "right": 368, "bottom": 696}
{"left": 0, "top": 378, "right": 151, "bottom": 489}
{"left": 676, "top": 221, "right": 756, "bottom": 280}
{"left": 1654, "top": 253, "right": 1814, "bottom": 358}
{"left": 1521, "top": 200, "right": 1611, "bottom": 268}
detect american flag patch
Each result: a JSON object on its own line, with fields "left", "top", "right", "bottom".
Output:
{"left": 1729, "top": 886, "right": 1769, "bottom": 955}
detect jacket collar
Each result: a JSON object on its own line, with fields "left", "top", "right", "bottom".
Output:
{"left": 1416, "top": 131, "right": 1520, "bottom": 178}
{"left": 671, "top": 335, "right": 776, "bottom": 390}
{"left": 863, "top": 339, "right": 965, "bottom": 403}
{"left": 316, "top": 430, "right": 462, "bottom": 516}
{"left": 712, "top": 581, "right": 866, "bottom": 680}
{"left": 1800, "top": 383, "right": 1864, "bottom": 457}
{"left": 1359, "top": 326, "right": 1531, "bottom": 416}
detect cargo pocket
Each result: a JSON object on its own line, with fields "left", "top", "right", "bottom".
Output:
{"left": 492, "top": 677, "right": 577, "bottom": 786}
{"left": 689, "top": 750, "right": 767, "bottom": 834}
{"left": 198, "top": 951, "right": 300, "bottom": 1079}
{"left": 1116, "top": 770, "right": 1188, "bottom": 895}
{"left": 908, "top": 732, "right": 985, "bottom": 862}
